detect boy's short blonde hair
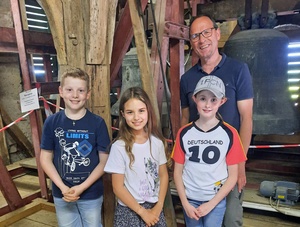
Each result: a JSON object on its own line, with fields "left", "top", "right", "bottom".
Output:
{"left": 60, "top": 68, "right": 90, "bottom": 90}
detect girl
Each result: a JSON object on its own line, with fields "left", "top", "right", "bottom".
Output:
{"left": 104, "top": 87, "right": 169, "bottom": 227}
{"left": 173, "top": 75, "right": 247, "bottom": 227}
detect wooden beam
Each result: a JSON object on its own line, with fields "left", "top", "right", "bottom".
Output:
{"left": 0, "top": 191, "right": 42, "bottom": 216}
{"left": 42, "top": 54, "right": 53, "bottom": 82}
{"left": 149, "top": 0, "right": 167, "bottom": 115}
{"left": 0, "top": 109, "right": 10, "bottom": 165}
{"left": 102, "top": 0, "right": 118, "bottom": 65}
{"left": 127, "top": 2, "right": 177, "bottom": 226}
{"left": 10, "top": 0, "right": 49, "bottom": 200}
{"left": 10, "top": 0, "right": 31, "bottom": 86}
{"left": 62, "top": 0, "right": 85, "bottom": 68}
{"left": 0, "top": 27, "right": 56, "bottom": 54}
{"left": 0, "top": 105, "right": 34, "bottom": 157}
{"left": 8, "top": 166, "right": 28, "bottom": 178}
{"left": 0, "top": 155, "right": 24, "bottom": 211}
{"left": 168, "top": 0, "right": 185, "bottom": 137}
{"left": 164, "top": 21, "right": 189, "bottom": 40}
{"left": 128, "top": 0, "right": 160, "bottom": 125}
{"left": 110, "top": 0, "right": 148, "bottom": 87}
{"left": 0, "top": 198, "right": 54, "bottom": 226}
{"left": 84, "top": 2, "right": 118, "bottom": 226}
{"left": 32, "top": 81, "right": 60, "bottom": 95}
{"left": 183, "top": 0, "right": 206, "bottom": 9}
{"left": 85, "top": 0, "right": 109, "bottom": 64}
{"left": 37, "top": 0, "right": 67, "bottom": 64}
{"left": 0, "top": 27, "right": 54, "bottom": 47}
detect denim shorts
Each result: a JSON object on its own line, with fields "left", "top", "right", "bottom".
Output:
{"left": 53, "top": 196, "right": 103, "bottom": 227}
{"left": 183, "top": 197, "right": 226, "bottom": 227}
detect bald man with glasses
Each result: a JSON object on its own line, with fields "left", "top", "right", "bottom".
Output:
{"left": 179, "top": 15, "right": 254, "bottom": 227}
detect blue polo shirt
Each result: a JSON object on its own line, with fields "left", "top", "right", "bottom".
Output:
{"left": 180, "top": 53, "right": 253, "bottom": 131}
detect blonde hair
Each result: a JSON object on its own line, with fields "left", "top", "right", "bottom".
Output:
{"left": 60, "top": 68, "right": 90, "bottom": 90}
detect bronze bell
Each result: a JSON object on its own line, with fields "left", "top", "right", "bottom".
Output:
{"left": 224, "top": 29, "right": 299, "bottom": 135}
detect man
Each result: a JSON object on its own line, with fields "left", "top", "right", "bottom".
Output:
{"left": 180, "top": 15, "right": 253, "bottom": 227}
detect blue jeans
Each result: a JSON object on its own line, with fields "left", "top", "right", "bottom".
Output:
{"left": 53, "top": 196, "right": 103, "bottom": 227}
{"left": 183, "top": 198, "right": 226, "bottom": 227}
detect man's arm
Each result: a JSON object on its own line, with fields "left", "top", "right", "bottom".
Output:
{"left": 181, "top": 107, "right": 190, "bottom": 126}
{"left": 237, "top": 98, "right": 253, "bottom": 192}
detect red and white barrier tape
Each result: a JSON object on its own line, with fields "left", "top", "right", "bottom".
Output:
{"left": 249, "top": 144, "right": 300, "bottom": 149}
{"left": 1, "top": 96, "right": 299, "bottom": 149}
{"left": 39, "top": 96, "right": 64, "bottom": 110}
{"left": 0, "top": 110, "right": 34, "bottom": 133}
{"left": 112, "top": 128, "right": 300, "bottom": 149}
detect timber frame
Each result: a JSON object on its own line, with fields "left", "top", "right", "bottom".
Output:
{"left": 0, "top": 198, "right": 56, "bottom": 226}
{"left": 1, "top": 0, "right": 300, "bottom": 225}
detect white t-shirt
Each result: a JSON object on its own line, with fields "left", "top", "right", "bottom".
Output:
{"left": 104, "top": 135, "right": 167, "bottom": 205}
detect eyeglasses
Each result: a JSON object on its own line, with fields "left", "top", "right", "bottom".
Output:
{"left": 190, "top": 27, "right": 216, "bottom": 42}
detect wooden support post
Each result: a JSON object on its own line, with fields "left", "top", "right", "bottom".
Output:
{"left": 168, "top": 0, "right": 185, "bottom": 137}
{"left": 0, "top": 198, "right": 56, "bottom": 226}
{"left": 0, "top": 108, "right": 10, "bottom": 165}
{"left": 191, "top": 0, "right": 202, "bottom": 66}
{"left": 110, "top": 0, "right": 148, "bottom": 87}
{"left": 84, "top": 1, "right": 118, "bottom": 225}
{"left": 0, "top": 155, "right": 24, "bottom": 211}
{"left": 42, "top": 54, "right": 53, "bottom": 82}
{"left": 62, "top": 0, "right": 85, "bottom": 68}
{"left": 129, "top": 1, "right": 177, "bottom": 226}
{"left": 0, "top": 105, "right": 34, "bottom": 157}
{"left": 149, "top": 0, "right": 168, "bottom": 115}
{"left": 37, "top": 0, "right": 67, "bottom": 65}
{"left": 10, "top": 0, "right": 49, "bottom": 200}
{"left": 128, "top": 0, "right": 160, "bottom": 125}
{"left": 85, "top": 0, "right": 109, "bottom": 64}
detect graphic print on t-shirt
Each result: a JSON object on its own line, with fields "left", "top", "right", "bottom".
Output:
{"left": 139, "top": 157, "right": 159, "bottom": 200}
{"left": 54, "top": 127, "right": 92, "bottom": 184}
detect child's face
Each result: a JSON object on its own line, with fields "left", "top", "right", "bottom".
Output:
{"left": 59, "top": 77, "right": 90, "bottom": 112}
{"left": 122, "top": 98, "right": 148, "bottom": 135}
{"left": 193, "top": 90, "right": 226, "bottom": 119}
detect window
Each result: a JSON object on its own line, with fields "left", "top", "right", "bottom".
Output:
{"left": 25, "top": 0, "right": 58, "bottom": 82}
{"left": 288, "top": 42, "right": 300, "bottom": 106}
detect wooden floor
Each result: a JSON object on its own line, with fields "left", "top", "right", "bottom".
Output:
{"left": 1, "top": 157, "right": 300, "bottom": 226}
{"left": 0, "top": 199, "right": 57, "bottom": 227}
{"left": 10, "top": 210, "right": 57, "bottom": 227}
{"left": 243, "top": 208, "right": 300, "bottom": 227}
{"left": 2, "top": 206, "right": 300, "bottom": 227}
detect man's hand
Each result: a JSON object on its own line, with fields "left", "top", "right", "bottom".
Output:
{"left": 237, "top": 162, "right": 246, "bottom": 192}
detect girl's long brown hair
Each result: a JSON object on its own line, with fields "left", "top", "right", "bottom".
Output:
{"left": 115, "top": 87, "right": 170, "bottom": 168}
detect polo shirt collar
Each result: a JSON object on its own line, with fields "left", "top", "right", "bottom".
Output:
{"left": 196, "top": 53, "right": 227, "bottom": 73}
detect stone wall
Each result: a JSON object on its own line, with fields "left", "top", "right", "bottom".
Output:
{"left": 0, "top": 0, "right": 32, "bottom": 163}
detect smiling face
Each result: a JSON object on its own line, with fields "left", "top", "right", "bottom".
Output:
{"left": 122, "top": 98, "right": 148, "bottom": 135}
{"left": 190, "top": 16, "right": 220, "bottom": 61}
{"left": 59, "top": 76, "right": 90, "bottom": 113}
{"left": 193, "top": 90, "right": 226, "bottom": 120}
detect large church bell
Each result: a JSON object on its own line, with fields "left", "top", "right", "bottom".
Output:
{"left": 111, "top": 48, "right": 142, "bottom": 117}
{"left": 224, "top": 28, "right": 300, "bottom": 135}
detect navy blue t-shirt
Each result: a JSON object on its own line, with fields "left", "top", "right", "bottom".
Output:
{"left": 40, "top": 109, "right": 110, "bottom": 199}
{"left": 180, "top": 53, "right": 254, "bottom": 131}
